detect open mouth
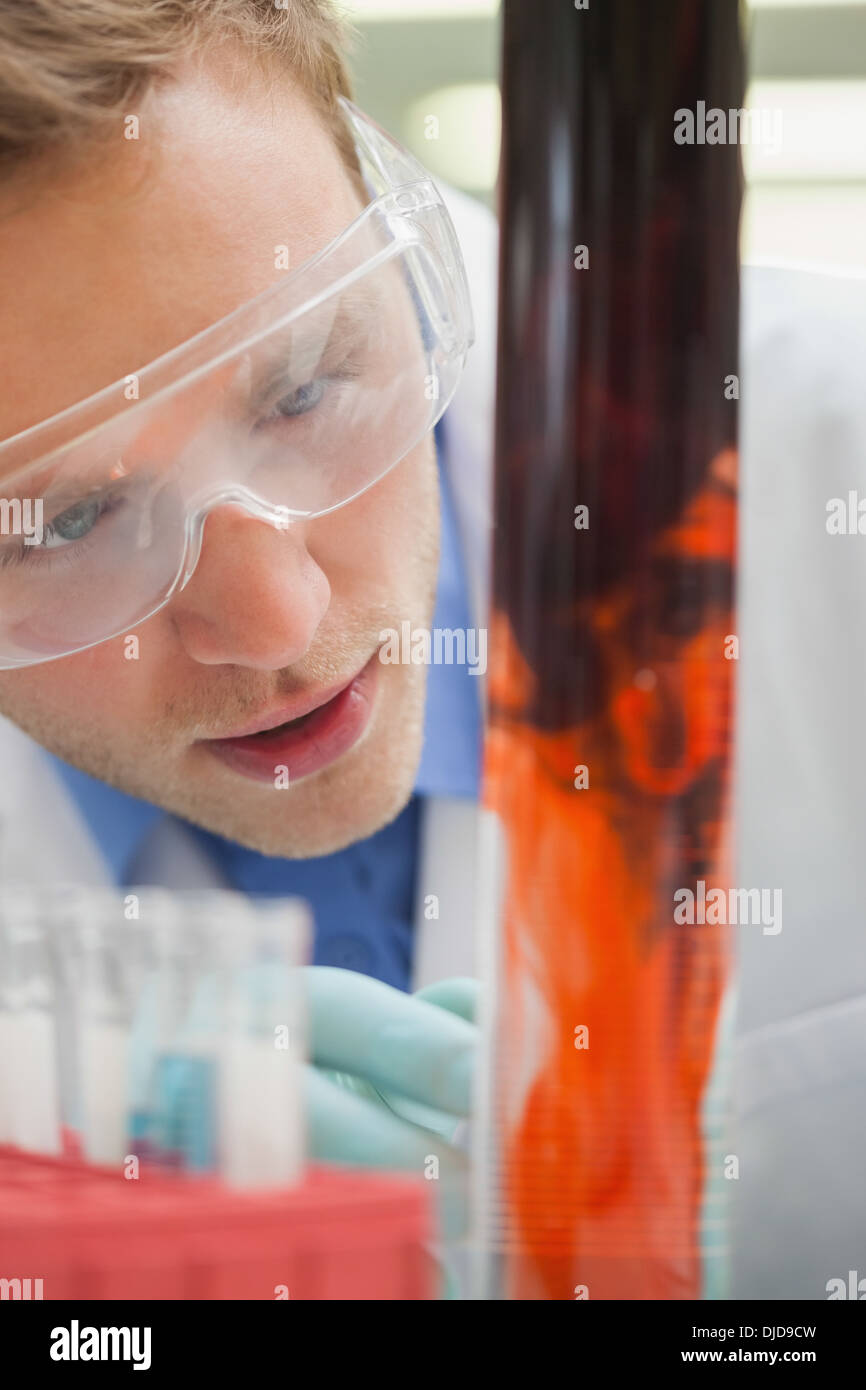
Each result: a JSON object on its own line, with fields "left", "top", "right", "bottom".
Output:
{"left": 199, "top": 655, "right": 379, "bottom": 784}
{"left": 242, "top": 705, "right": 322, "bottom": 740}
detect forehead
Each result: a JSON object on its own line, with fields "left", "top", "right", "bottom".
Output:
{"left": 0, "top": 48, "right": 362, "bottom": 442}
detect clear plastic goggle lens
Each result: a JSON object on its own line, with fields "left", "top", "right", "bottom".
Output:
{"left": 0, "top": 103, "right": 473, "bottom": 668}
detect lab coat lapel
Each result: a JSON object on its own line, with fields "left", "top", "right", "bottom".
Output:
{"left": 0, "top": 716, "right": 227, "bottom": 893}
{"left": 0, "top": 717, "right": 111, "bottom": 887}
{"left": 411, "top": 185, "right": 498, "bottom": 990}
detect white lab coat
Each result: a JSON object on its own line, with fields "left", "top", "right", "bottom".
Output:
{"left": 732, "top": 263, "right": 866, "bottom": 1299}
{"left": 0, "top": 186, "right": 863, "bottom": 1299}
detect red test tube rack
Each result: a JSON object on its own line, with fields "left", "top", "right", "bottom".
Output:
{"left": 0, "top": 1145, "right": 434, "bottom": 1300}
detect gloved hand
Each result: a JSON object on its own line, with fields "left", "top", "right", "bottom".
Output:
{"left": 304, "top": 967, "right": 479, "bottom": 1168}
{"left": 303, "top": 968, "right": 479, "bottom": 1246}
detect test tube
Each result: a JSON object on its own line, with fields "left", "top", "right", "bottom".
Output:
{"left": 0, "top": 887, "right": 62, "bottom": 1155}
{"left": 135, "top": 889, "right": 220, "bottom": 1174}
{"left": 127, "top": 888, "right": 309, "bottom": 1186}
{"left": 45, "top": 887, "right": 85, "bottom": 1147}
{"left": 478, "top": 0, "right": 743, "bottom": 1299}
{"left": 0, "top": 881, "right": 309, "bottom": 1184}
{"left": 217, "top": 896, "right": 309, "bottom": 1189}
{"left": 0, "top": 903, "right": 13, "bottom": 1144}
{"left": 74, "top": 896, "right": 146, "bottom": 1165}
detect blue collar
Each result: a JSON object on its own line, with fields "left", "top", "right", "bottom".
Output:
{"left": 49, "top": 418, "right": 481, "bottom": 883}
{"left": 51, "top": 762, "right": 161, "bottom": 884}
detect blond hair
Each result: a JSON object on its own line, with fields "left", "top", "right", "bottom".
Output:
{"left": 0, "top": 0, "right": 360, "bottom": 179}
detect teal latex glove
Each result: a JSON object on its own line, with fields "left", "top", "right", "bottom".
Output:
{"left": 304, "top": 968, "right": 479, "bottom": 1166}
{"left": 304, "top": 969, "right": 480, "bottom": 1244}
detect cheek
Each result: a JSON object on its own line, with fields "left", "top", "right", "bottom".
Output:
{"left": 0, "top": 662, "right": 107, "bottom": 743}
{"left": 3, "top": 632, "right": 173, "bottom": 732}
{"left": 307, "top": 440, "right": 438, "bottom": 596}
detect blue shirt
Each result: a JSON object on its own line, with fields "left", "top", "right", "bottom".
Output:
{"left": 50, "top": 420, "right": 481, "bottom": 991}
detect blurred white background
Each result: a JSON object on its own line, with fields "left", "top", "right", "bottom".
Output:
{"left": 343, "top": 0, "right": 866, "bottom": 272}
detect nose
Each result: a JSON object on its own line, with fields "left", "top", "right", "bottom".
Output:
{"left": 169, "top": 507, "right": 330, "bottom": 669}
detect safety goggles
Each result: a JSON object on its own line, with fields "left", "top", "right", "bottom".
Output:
{"left": 0, "top": 99, "right": 474, "bottom": 668}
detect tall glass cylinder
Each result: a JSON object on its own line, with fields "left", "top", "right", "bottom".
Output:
{"left": 481, "top": 0, "right": 743, "bottom": 1299}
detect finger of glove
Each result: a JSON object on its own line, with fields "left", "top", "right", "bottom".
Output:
{"left": 303, "top": 967, "right": 476, "bottom": 1117}
{"left": 305, "top": 1065, "right": 466, "bottom": 1178}
{"left": 413, "top": 977, "right": 481, "bottom": 1023}
{"left": 321, "top": 1070, "right": 463, "bottom": 1144}
{"left": 305, "top": 1068, "right": 469, "bottom": 1239}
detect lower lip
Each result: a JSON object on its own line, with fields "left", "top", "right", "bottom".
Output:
{"left": 201, "top": 658, "right": 379, "bottom": 784}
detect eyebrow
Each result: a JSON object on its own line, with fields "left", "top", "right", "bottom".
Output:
{"left": 0, "top": 274, "right": 399, "bottom": 486}
{"left": 246, "top": 280, "right": 388, "bottom": 411}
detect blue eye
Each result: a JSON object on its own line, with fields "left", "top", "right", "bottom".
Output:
{"left": 0, "top": 484, "right": 134, "bottom": 571}
{"left": 270, "top": 379, "right": 326, "bottom": 420}
{"left": 256, "top": 362, "right": 363, "bottom": 430}
{"left": 43, "top": 497, "right": 104, "bottom": 547}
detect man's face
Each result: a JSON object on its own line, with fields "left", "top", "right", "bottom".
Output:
{"left": 0, "top": 48, "right": 440, "bottom": 857}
